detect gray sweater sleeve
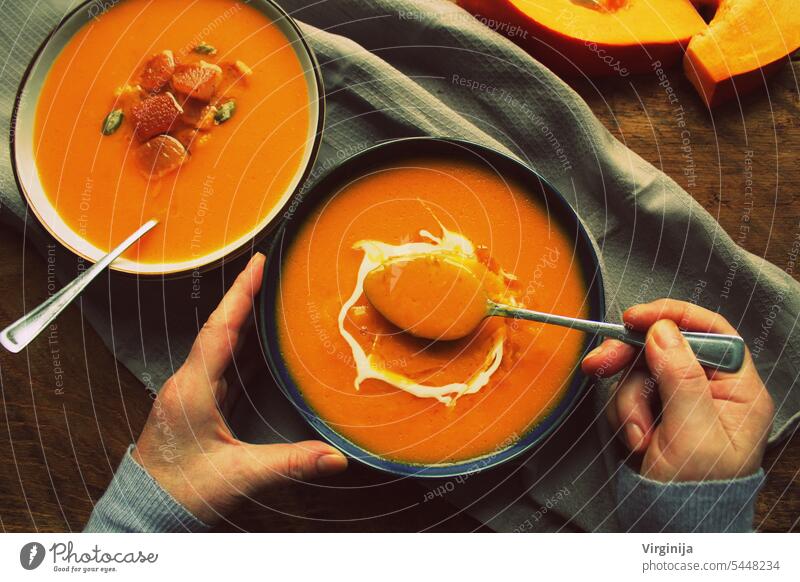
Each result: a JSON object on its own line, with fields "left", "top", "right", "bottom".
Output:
{"left": 615, "top": 463, "right": 765, "bottom": 532}
{"left": 85, "top": 445, "right": 764, "bottom": 533}
{"left": 84, "top": 445, "right": 210, "bottom": 533}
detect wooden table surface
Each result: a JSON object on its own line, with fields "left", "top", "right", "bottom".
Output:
{"left": 1, "top": 49, "right": 798, "bottom": 532}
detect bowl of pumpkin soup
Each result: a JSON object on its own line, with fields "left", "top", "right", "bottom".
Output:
{"left": 262, "top": 137, "right": 605, "bottom": 477}
{"left": 11, "top": 0, "right": 323, "bottom": 275}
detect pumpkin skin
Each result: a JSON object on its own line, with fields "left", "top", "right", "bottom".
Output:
{"left": 456, "top": 0, "right": 707, "bottom": 77}
{"left": 459, "top": 0, "right": 798, "bottom": 107}
{"left": 684, "top": 0, "right": 800, "bottom": 107}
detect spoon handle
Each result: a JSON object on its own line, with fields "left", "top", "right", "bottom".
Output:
{"left": 0, "top": 219, "right": 158, "bottom": 354}
{"left": 488, "top": 302, "right": 746, "bottom": 373}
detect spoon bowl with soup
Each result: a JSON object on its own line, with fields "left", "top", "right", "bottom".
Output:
{"left": 364, "top": 253, "right": 746, "bottom": 373}
{"left": 13, "top": 0, "right": 323, "bottom": 276}
{"left": 265, "top": 137, "right": 609, "bottom": 475}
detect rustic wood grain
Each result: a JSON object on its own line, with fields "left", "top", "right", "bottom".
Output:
{"left": 1, "top": 59, "right": 797, "bottom": 533}
{"left": 569, "top": 64, "right": 800, "bottom": 532}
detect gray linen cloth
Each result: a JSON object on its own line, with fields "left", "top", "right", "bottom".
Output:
{"left": 1, "top": 0, "right": 798, "bottom": 532}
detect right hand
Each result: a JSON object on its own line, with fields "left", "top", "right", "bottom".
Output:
{"left": 582, "top": 299, "right": 774, "bottom": 483}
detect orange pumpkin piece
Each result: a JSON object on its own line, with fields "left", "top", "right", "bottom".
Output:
{"left": 131, "top": 92, "right": 184, "bottom": 141}
{"left": 218, "top": 61, "right": 252, "bottom": 97}
{"left": 140, "top": 50, "right": 175, "bottom": 92}
{"left": 181, "top": 99, "right": 217, "bottom": 131}
{"left": 684, "top": 0, "right": 800, "bottom": 107}
{"left": 136, "top": 135, "right": 188, "bottom": 178}
{"left": 171, "top": 61, "right": 222, "bottom": 102}
{"left": 223, "top": 60, "right": 253, "bottom": 83}
{"left": 457, "top": 0, "right": 706, "bottom": 77}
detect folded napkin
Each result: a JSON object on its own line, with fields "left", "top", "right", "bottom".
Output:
{"left": 2, "top": 0, "right": 798, "bottom": 532}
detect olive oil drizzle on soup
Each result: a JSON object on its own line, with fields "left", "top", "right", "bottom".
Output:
{"left": 277, "top": 158, "right": 589, "bottom": 464}
{"left": 35, "top": 0, "right": 310, "bottom": 264}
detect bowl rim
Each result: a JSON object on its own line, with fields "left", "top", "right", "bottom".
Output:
{"left": 9, "top": 0, "right": 326, "bottom": 278}
{"left": 259, "top": 136, "right": 606, "bottom": 478}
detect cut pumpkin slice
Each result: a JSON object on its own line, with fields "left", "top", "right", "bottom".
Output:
{"left": 137, "top": 135, "right": 188, "bottom": 179}
{"left": 457, "top": 0, "right": 707, "bottom": 76}
{"left": 171, "top": 61, "right": 222, "bottom": 102}
{"left": 140, "top": 50, "right": 175, "bottom": 93}
{"left": 684, "top": 0, "right": 800, "bottom": 107}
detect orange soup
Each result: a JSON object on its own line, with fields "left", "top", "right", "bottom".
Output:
{"left": 34, "top": 0, "right": 311, "bottom": 266}
{"left": 277, "top": 156, "right": 590, "bottom": 464}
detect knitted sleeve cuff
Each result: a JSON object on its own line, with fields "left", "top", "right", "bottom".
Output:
{"left": 615, "top": 463, "right": 765, "bottom": 532}
{"left": 84, "top": 445, "right": 211, "bottom": 533}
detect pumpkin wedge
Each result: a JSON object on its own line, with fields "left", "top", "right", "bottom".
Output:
{"left": 684, "top": 0, "right": 800, "bottom": 107}
{"left": 457, "top": 0, "right": 707, "bottom": 76}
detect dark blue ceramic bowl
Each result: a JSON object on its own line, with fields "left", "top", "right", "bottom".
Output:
{"left": 259, "top": 137, "right": 605, "bottom": 478}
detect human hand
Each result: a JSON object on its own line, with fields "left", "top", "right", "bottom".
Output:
{"left": 582, "top": 299, "right": 774, "bottom": 483}
{"left": 132, "top": 253, "right": 348, "bottom": 524}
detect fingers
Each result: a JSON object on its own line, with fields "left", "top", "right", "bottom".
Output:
{"left": 628, "top": 299, "right": 757, "bottom": 383}
{"left": 645, "top": 319, "right": 713, "bottom": 423}
{"left": 582, "top": 339, "right": 638, "bottom": 377}
{"left": 608, "top": 369, "right": 656, "bottom": 453}
{"left": 185, "top": 253, "right": 266, "bottom": 382}
{"left": 625, "top": 299, "right": 738, "bottom": 335}
{"left": 249, "top": 441, "right": 348, "bottom": 485}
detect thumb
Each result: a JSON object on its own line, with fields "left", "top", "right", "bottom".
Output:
{"left": 247, "top": 441, "right": 348, "bottom": 486}
{"left": 645, "top": 319, "right": 713, "bottom": 424}
{"left": 185, "top": 253, "right": 265, "bottom": 383}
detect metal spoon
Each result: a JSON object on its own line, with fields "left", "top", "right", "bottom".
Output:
{"left": 0, "top": 219, "right": 158, "bottom": 354}
{"left": 488, "top": 302, "right": 745, "bottom": 373}
{"left": 363, "top": 255, "right": 746, "bottom": 373}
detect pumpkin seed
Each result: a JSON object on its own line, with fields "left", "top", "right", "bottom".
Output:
{"left": 193, "top": 42, "right": 217, "bottom": 55}
{"left": 101, "top": 109, "right": 124, "bottom": 135}
{"left": 214, "top": 100, "right": 236, "bottom": 124}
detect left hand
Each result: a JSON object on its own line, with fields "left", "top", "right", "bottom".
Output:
{"left": 132, "top": 253, "right": 348, "bottom": 524}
